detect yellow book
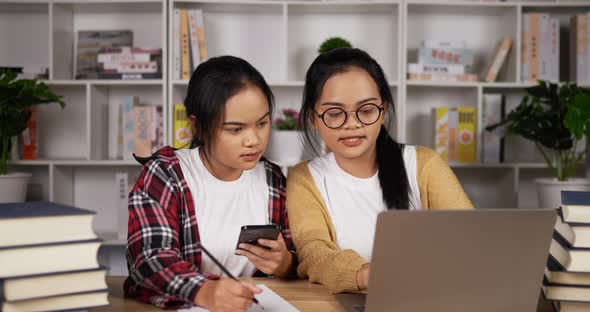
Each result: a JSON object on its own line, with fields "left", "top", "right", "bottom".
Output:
{"left": 433, "top": 107, "right": 449, "bottom": 161}
{"left": 180, "top": 9, "right": 191, "bottom": 80}
{"left": 173, "top": 104, "right": 192, "bottom": 149}
{"left": 457, "top": 107, "right": 476, "bottom": 163}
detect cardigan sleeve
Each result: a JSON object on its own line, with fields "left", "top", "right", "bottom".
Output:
{"left": 286, "top": 163, "right": 368, "bottom": 293}
{"left": 416, "top": 146, "right": 474, "bottom": 210}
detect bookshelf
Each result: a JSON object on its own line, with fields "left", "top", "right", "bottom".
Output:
{"left": 3, "top": 0, "right": 589, "bottom": 274}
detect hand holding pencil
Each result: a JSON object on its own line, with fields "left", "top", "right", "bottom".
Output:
{"left": 193, "top": 242, "right": 264, "bottom": 311}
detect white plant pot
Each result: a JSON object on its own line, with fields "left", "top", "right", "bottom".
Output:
{"left": 535, "top": 178, "right": 590, "bottom": 209}
{"left": 265, "top": 131, "right": 305, "bottom": 164}
{"left": 0, "top": 172, "right": 32, "bottom": 203}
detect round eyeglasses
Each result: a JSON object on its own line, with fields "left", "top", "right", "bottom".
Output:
{"left": 317, "top": 103, "right": 385, "bottom": 129}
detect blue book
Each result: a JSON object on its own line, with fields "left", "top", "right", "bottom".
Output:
{"left": 0, "top": 202, "right": 97, "bottom": 248}
{"left": 560, "top": 191, "right": 590, "bottom": 224}
{"left": 562, "top": 191, "right": 590, "bottom": 206}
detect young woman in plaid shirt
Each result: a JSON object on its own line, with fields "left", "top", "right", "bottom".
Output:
{"left": 125, "top": 56, "right": 296, "bottom": 311}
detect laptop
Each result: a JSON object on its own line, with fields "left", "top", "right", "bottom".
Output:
{"left": 336, "top": 209, "right": 556, "bottom": 312}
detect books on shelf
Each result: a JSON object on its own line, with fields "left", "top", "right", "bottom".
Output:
{"left": 109, "top": 96, "right": 164, "bottom": 160}
{"left": 175, "top": 8, "right": 208, "bottom": 80}
{"left": 408, "top": 40, "right": 476, "bottom": 82}
{"left": 0, "top": 202, "right": 107, "bottom": 310}
{"left": 432, "top": 106, "right": 477, "bottom": 163}
{"left": 522, "top": 13, "right": 559, "bottom": 82}
{"left": 75, "top": 30, "right": 162, "bottom": 80}
{"left": 544, "top": 191, "right": 590, "bottom": 309}
{"left": 484, "top": 36, "right": 512, "bottom": 82}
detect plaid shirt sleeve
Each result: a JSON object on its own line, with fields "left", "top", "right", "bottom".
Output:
{"left": 265, "top": 160, "right": 298, "bottom": 277}
{"left": 125, "top": 158, "right": 214, "bottom": 309}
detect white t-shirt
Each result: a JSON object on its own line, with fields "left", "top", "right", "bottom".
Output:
{"left": 175, "top": 148, "right": 269, "bottom": 277}
{"left": 307, "top": 145, "right": 422, "bottom": 261}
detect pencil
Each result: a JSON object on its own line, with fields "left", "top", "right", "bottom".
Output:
{"left": 196, "top": 242, "right": 263, "bottom": 308}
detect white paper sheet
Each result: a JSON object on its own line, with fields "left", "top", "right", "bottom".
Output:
{"left": 178, "top": 284, "right": 299, "bottom": 312}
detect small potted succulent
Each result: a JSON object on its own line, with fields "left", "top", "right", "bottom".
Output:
{"left": 265, "top": 108, "right": 304, "bottom": 164}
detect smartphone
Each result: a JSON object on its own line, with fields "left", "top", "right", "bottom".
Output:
{"left": 236, "top": 224, "right": 282, "bottom": 250}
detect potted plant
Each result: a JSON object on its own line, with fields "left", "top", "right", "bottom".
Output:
{"left": 486, "top": 80, "right": 590, "bottom": 208}
{"left": 0, "top": 69, "right": 64, "bottom": 203}
{"left": 318, "top": 37, "right": 352, "bottom": 54}
{"left": 265, "top": 108, "right": 304, "bottom": 164}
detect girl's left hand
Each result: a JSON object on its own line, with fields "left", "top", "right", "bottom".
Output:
{"left": 236, "top": 233, "right": 293, "bottom": 278}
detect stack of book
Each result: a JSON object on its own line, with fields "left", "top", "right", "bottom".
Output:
{"left": 0, "top": 202, "right": 108, "bottom": 311}
{"left": 544, "top": 190, "right": 590, "bottom": 311}
{"left": 407, "top": 40, "right": 477, "bottom": 82}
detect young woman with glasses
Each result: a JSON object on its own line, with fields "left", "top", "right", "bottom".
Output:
{"left": 286, "top": 48, "right": 473, "bottom": 293}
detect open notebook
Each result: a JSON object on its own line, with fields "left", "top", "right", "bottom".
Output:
{"left": 178, "top": 285, "right": 299, "bottom": 312}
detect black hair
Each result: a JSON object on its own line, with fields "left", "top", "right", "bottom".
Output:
{"left": 184, "top": 55, "right": 274, "bottom": 158}
{"left": 299, "top": 48, "right": 410, "bottom": 209}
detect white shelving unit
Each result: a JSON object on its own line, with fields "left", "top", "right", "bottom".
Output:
{"left": 4, "top": 0, "right": 589, "bottom": 274}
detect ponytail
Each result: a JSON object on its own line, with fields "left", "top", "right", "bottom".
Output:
{"left": 376, "top": 126, "right": 410, "bottom": 209}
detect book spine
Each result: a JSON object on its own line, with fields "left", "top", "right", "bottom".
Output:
{"left": 485, "top": 36, "right": 512, "bottom": 82}
{"left": 539, "top": 14, "right": 551, "bottom": 81}
{"left": 522, "top": 14, "right": 529, "bottom": 82}
{"left": 108, "top": 101, "right": 121, "bottom": 160}
{"left": 407, "top": 73, "right": 478, "bottom": 82}
{"left": 579, "top": 14, "right": 587, "bottom": 82}
{"left": 550, "top": 18, "right": 559, "bottom": 82}
{"left": 433, "top": 107, "right": 449, "bottom": 162}
{"left": 482, "top": 94, "right": 502, "bottom": 163}
{"left": 196, "top": 9, "right": 208, "bottom": 62}
{"left": 122, "top": 96, "right": 136, "bottom": 160}
{"left": 529, "top": 13, "right": 541, "bottom": 82}
{"left": 188, "top": 9, "right": 201, "bottom": 70}
{"left": 457, "top": 107, "right": 477, "bottom": 163}
{"left": 180, "top": 9, "right": 190, "bottom": 80}
{"left": 133, "top": 105, "right": 153, "bottom": 158}
{"left": 448, "top": 108, "right": 458, "bottom": 162}
{"left": 173, "top": 9, "right": 181, "bottom": 80}
{"left": 422, "top": 40, "right": 466, "bottom": 49}
{"left": 407, "top": 63, "right": 465, "bottom": 75}
{"left": 586, "top": 13, "right": 590, "bottom": 83}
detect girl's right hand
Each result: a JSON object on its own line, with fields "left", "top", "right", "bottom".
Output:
{"left": 194, "top": 278, "right": 262, "bottom": 312}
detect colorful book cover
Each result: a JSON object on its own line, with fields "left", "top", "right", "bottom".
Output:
{"left": 174, "top": 104, "right": 193, "bottom": 149}
{"left": 133, "top": 105, "right": 153, "bottom": 158}
{"left": 457, "top": 107, "right": 477, "bottom": 163}
{"left": 433, "top": 107, "right": 449, "bottom": 161}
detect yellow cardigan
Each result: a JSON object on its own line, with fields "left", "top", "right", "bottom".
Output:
{"left": 286, "top": 146, "right": 474, "bottom": 293}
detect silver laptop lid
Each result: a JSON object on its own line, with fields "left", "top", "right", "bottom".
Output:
{"left": 365, "top": 209, "right": 556, "bottom": 312}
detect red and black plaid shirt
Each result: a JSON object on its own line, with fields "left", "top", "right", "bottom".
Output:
{"left": 124, "top": 146, "right": 293, "bottom": 309}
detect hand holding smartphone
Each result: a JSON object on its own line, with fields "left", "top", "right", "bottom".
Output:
{"left": 235, "top": 224, "right": 281, "bottom": 250}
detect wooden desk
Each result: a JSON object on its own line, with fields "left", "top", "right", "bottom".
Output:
{"left": 92, "top": 276, "right": 555, "bottom": 311}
